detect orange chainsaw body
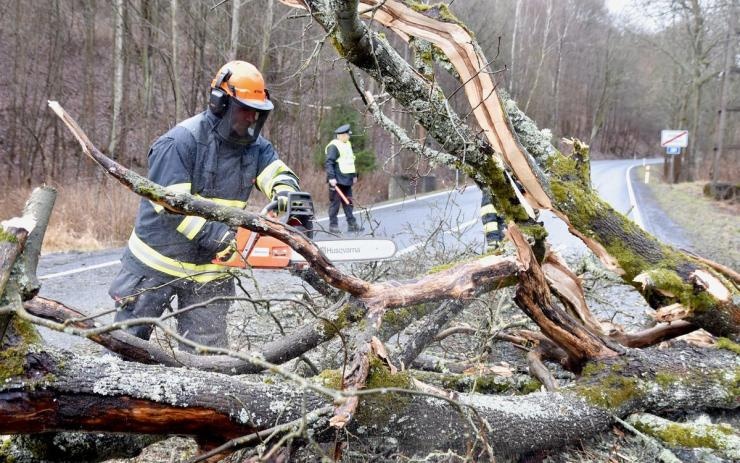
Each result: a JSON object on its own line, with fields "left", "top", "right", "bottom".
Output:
{"left": 216, "top": 225, "right": 398, "bottom": 270}
{"left": 211, "top": 192, "right": 395, "bottom": 270}
{"left": 218, "top": 227, "right": 293, "bottom": 269}
{"left": 242, "top": 232, "right": 292, "bottom": 268}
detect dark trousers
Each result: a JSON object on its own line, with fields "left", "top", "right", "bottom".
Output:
{"left": 109, "top": 267, "right": 235, "bottom": 352}
{"left": 328, "top": 183, "right": 356, "bottom": 227}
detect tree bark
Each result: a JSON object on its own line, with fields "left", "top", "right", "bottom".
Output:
{"left": 228, "top": 0, "right": 240, "bottom": 60}
{"left": 711, "top": 5, "right": 735, "bottom": 184}
{"left": 1, "top": 344, "right": 735, "bottom": 459}
{"left": 523, "top": 0, "right": 552, "bottom": 114}
{"left": 509, "top": 0, "right": 522, "bottom": 97}
{"left": 258, "top": 0, "right": 274, "bottom": 71}
{"left": 107, "top": 0, "right": 125, "bottom": 158}
{"left": 171, "top": 0, "right": 184, "bottom": 121}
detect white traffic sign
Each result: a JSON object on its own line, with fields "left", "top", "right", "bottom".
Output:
{"left": 666, "top": 146, "right": 680, "bottom": 155}
{"left": 661, "top": 130, "right": 688, "bottom": 148}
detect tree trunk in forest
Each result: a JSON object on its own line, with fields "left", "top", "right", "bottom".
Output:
{"left": 681, "top": 0, "right": 705, "bottom": 182}
{"left": 509, "top": 0, "right": 522, "bottom": 96}
{"left": 711, "top": 4, "right": 735, "bottom": 184}
{"left": 551, "top": 0, "right": 574, "bottom": 130}
{"left": 523, "top": 0, "right": 552, "bottom": 114}
{"left": 589, "top": 28, "right": 613, "bottom": 147}
{"left": 258, "top": 0, "right": 274, "bottom": 71}
{"left": 684, "top": 77, "right": 702, "bottom": 181}
{"left": 139, "top": 0, "right": 155, "bottom": 148}
{"left": 107, "top": 0, "right": 125, "bottom": 159}
{"left": 228, "top": 0, "right": 240, "bottom": 61}
{"left": 82, "top": 0, "right": 97, "bottom": 167}
{"left": 189, "top": 0, "right": 209, "bottom": 114}
{"left": 171, "top": 0, "right": 184, "bottom": 121}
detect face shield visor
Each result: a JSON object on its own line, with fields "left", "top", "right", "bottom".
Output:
{"left": 215, "top": 97, "right": 271, "bottom": 146}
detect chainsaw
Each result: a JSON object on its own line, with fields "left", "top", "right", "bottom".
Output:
{"left": 215, "top": 192, "right": 397, "bottom": 269}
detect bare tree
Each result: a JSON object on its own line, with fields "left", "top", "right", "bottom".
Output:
{"left": 171, "top": 0, "right": 184, "bottom": 121}
{"left": 228, "top": 0, "right": 241, "bottom": 60}
{"left": 523, "top": 0, "right": 553, "bottom": 113}
{"left": 82, "top": 0, "right": 97, "bottom": 146}
{"left": 633, "top": 0, "right": 725, "bottom": 181}
{"left": 551, "top": 0, "right": 576, "bottom": 128}
{"left": 590, "top": 27, "right": 616, "bottom": 146}
{"left": 711, "top": 0, "right": 738, "bottom": 184}
{"left": 258, "top": 0, "right": 275, "bottom": 71}
{"left": 509, "top": 0, "right": 522, "bottom": 96}
{"left": 107, "top": 0, "right": 126, "bottom": 158}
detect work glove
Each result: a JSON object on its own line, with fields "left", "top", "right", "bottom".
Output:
{"left": 213, "top": 230, "right": 238, "bottom": 263}
{"left": 328, "top": 178, "right": 337, "bottom": 187}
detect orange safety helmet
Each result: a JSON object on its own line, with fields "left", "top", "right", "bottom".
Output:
{"left": 209, "top": 61, "right": 273, "bottom": 145}
{"left": 209, "top": 61, "right": 273, "bottom": 113}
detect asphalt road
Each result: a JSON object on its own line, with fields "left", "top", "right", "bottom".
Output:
{"left": 36, "top": 158, "right": 661, "bottom": 347}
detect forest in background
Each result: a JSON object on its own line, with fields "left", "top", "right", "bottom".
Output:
{"left": 0, "top": 0, "right": 737, "bottom": 225}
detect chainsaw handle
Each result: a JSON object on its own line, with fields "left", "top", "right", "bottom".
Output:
{"left": 260, "top": 192, "right": 314, "bottom": 238}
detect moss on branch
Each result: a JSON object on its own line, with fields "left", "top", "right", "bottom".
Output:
{"left": 628, "top": 413, "right": 739, "bottom": 459}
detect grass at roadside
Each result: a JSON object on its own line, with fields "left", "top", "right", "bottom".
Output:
{"left": 0, "top": 178, "right": 140, "bottom": 253}
{"left": 638, "top": 167, "right": 739, "bottom": 270}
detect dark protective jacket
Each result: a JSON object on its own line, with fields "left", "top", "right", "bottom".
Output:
{"left": 325, "top": 140, "right": 357, "bottom": 186}
{"left": 121, "top": 110, "right": 299, "bottom": 283}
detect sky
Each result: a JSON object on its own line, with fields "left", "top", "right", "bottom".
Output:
{"left": 605, "top": 0, "right": 630, "bottom": 12}
{"left": 604, "top": 0, "right": 662, "bottom": 32}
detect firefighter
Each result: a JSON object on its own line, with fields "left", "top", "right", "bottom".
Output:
{"left": 108, "top": 60, "right": 301, "bottom": 352}
{"left": 325, "top": 124, "right": 363, "bottom": 234}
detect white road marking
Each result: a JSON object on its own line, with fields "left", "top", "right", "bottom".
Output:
{"left": 315, "top": 187, "right": 472, "bottom": 222}
{"left": 626, "top": 161, "right": 649, "bottom": 230}
{"left": 39, "top": 260, "right": 121, "bottom": 280}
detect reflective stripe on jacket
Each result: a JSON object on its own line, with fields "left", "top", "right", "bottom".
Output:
{"left": 480, "top": 190, "right": 505, "bottom": 243}
{"left": 325, "top": 139, "right": 356, "bottom": 185}
{"left": 121, "top": 110, "right": 299, "bottom": 281}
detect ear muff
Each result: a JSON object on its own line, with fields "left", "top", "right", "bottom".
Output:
{"left": 208, "top": 68, "right": 232, "bottom": 117}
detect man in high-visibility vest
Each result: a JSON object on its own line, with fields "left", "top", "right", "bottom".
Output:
{"left": 108, "top": 60, "right": 302, "bottom": 352}
{"left": 325, "top": 124, "right": 363, "bottom": 234}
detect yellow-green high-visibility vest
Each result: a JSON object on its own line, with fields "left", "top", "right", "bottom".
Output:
{"left": 326, "top": 139, "right": 356, "bottom": 174}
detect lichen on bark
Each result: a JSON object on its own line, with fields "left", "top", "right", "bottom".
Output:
{"left": 628, "top": 413, "right": 740, "bottom": 460}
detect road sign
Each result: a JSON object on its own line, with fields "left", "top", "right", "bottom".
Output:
{"left": 666, "top": 146, "right": 681, "bottom": 155}
{"left": 661, "top": 130, "right": 689, "bottom": 148}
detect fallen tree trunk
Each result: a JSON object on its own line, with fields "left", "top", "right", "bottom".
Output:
{"left": 536, "top": 138, "right": 738, "bottom": 338}
{"left": 1, "top": 341, "right": 735, "bottom": 459}
{"left": 1, "top": 432, "right": 162, "bottom": 463}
